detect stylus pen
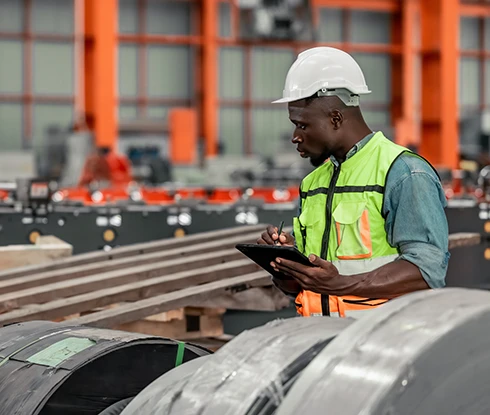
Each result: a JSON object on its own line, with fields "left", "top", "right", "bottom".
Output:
{"left": 275, "top": 220, "right": 285, "bottom": 245}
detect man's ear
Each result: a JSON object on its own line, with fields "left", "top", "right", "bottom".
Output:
{"left": 330, "top": 110, "right": 343, "bottom": 130}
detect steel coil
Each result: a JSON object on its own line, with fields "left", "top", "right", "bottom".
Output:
{"left": 120, "top": 316, "right": 352, "bottom": 415}
{"left": 276, "top": 288, "right": 490, "bottom": 415}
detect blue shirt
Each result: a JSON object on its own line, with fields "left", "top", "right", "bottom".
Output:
{"left": 297, "top": 132, "right": 449, "bottom": 288}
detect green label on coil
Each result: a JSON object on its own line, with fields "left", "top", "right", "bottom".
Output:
{"left": 26, "top": 337, "right": 95, "bottom": 367}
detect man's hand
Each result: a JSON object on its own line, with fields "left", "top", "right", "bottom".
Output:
{"left": 257, "top": 225, "right": 295, "bottom": 246}
{"left": 272, "top": 277, "right": 302, "bottom": 296}
{"left": 271, "top": 254, "right": 341, "bottom": 294}
{"left": 272, "top": 255, "right": 430, "bottom": 298}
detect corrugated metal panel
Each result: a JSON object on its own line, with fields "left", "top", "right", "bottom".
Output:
{"left": 485, "top": 60, "right": 490, "bottom": 105}
{"left": 362, "top": 110, "right": 390, "bottom": 130}
{"left": 351, "top": 11, "right": 391, "bottom": 44}
{"left": 32, "top": 104, "right": 73, "bottom": 149}
{"left": 251, "top": 48, "right": 294, "bottom": 100}
{"left": 119, "top": 105, "right": 138, "bottom": 121}
{"left": 460, "top": 57, "right": 480, "bottom": 106}
{"left": 32, "top": 0, "right": 74, "bottom": 35}
{"left": 318, "top": 8, "right": 342, "bottom": 42}
{"left": 119, "top": 44, "right": 138, "bottom": 97}
{"left": 219, "top": 2, "right": 232, "bottom": 38}
{"left": 0, "top": 103, "right": 23, "bottom": 151}
{"left": 147, "top": 46, "right": 192, "bottom": 99}
{"left": 252, "top": 108, "right": 291, "bottom": 156}
{"left": 0, "top": 40, "right": 23, "bottom": 94}
{"left": 0, "top": 0, "right": 23, "bottom": 32}
{"left": 119, "top": 0, "right": 138, "bottom": 34}
{"left": 351, "top": 53, "right": 391, "bottom": 104}
{"left": 219, "top": 47, "right": 244, "bottom": 100}
{"left": 460, "top": 17, "right": 480, "bottom": 50}
{"left": 485, "top": 18, "right": 490, "bottom": 51}
{"left": 147, "top": 0, "right": 192, "bottom": 35}
{"left": 148, "top": 106, "right": 169, "bottom": 122}
{"left": 219, "top": 107, "right": 244, "bottom": 155}
{"left": 33, "top": 42, "right": 74, "bottom": 95}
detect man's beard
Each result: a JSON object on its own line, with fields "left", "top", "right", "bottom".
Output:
{"left": 310, "top": 150, "right": 331, "bottom": 167}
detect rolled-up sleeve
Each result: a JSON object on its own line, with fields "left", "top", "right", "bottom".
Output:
{"left": 383, "top": 155, "right": 450, "bottom": 288}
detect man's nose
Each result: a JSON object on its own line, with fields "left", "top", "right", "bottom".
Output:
{"left": 292, "top": 135, "right": 302, "bottom": 144}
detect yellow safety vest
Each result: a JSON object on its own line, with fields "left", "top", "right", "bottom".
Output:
{"left": 293, "top": 131, "right": 412, "bottom": 318}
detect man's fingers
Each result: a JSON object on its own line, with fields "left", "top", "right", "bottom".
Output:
{"left": 308, "top": 254, "right": 339, "bottom": 275}
{"left": 260, "top": 230, "right": 275, "bottom": 245}
{"left": 276, "top": 257, "right": 312, "bottom": 274}
{"left": 275, "top": 263, "right": 310, "bottom": 286}
{"left": 308, "top": 254, "right": 327, "bottom": 267}
{"left": 270, "top": 262, "right": 296, "bottom": 279}
{"left": 266, "top": 225, "right": 279, "bottom": 241}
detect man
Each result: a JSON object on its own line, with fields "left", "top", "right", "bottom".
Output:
{"left": 78, "top": 146, "right": 132, "bottom": 187}
{"left": 257, "top": 47, "right": 449, "bottom": 318}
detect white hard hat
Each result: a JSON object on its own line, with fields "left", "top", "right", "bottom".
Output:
{"left": 272, "top": 46, "right": 371, "bottom": 106}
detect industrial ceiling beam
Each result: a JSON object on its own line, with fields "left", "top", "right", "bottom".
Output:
{"left": 460, "top": 3, "right": 490, "bottom": 17}
{"left": 84, "top": 0, "right": 117, "bottom": 149}
{"left": 311, "top": 0, "right": 400, "bottom": 12}
{"left": 420, "top": 0, "right": 459, "bottom": 169}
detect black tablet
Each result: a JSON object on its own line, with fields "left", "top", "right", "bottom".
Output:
{"left": 235, "top": 243, "right": 315, "bottom": 278}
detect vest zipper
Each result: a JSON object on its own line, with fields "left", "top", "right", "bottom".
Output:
{"left": 320, "top": 164, "right": 341, "bottom": 316}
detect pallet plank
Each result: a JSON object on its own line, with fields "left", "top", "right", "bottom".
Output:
{"left": 0, "top": 261, "right": 263, "bottom": 325}
{"left": 0, "top": 224, "right": 265, "bottom": 279}
{"left": 0, "top": 231, "right": 261, "bottom": 293}
{"left": 70, "top": 271, "right": 270, "bottom": 327}
{"left": 0, "top": 249, "right": 247, "bottom": 313}
{"left": 448, "top": 232, "right": 481, "bottom": 250}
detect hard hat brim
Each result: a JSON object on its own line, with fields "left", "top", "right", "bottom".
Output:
{"left": 271, "top": 97, "right": 298, "bottom": 104}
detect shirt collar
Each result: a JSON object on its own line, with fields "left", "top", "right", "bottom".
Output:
{"left": 329, "top": 131, "right": 376, "bottom": 167}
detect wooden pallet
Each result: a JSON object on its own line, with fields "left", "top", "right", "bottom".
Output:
{"left": 0, "top": 225, "right": 274, "bottom": 330}
{"left": 0, "top": 227, "right": 481, "bottom": 336}
{"left": 117, "top": 307, "right": 227, "bottom": 341}
{"left": 0, "top": 236, "right": 72, "bottom": 271}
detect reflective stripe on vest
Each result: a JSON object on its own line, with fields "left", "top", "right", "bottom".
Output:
{"left": 333, "top": 254, "right": 399, "bottom": 276}
{"left": 294, "top": 254, "right": 398, "bottom": 318}
{"left": 293, "top": 132, "right": 414, "bottom": 317}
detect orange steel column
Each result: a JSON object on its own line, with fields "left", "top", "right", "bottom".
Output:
{"left": 169, "top": 108, "right": 198, "bottom": 164}
{"left": 202, "top": 0, "right": 218, "bottom": 157}
{"left": 84, "top": 0, "right": 117, "bottom": 149}
{"left": 392, "top": 0, "right": 417, "bottom": 148}
{"left": 419, "top": 0, "right": 459, "bottom": 169}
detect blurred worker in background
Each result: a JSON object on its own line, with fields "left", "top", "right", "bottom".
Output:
{"left": 78, "top": 146, "right": 132, "bottom": 187}
{"left": 257, "top": 47, "right": 449, "bottom": 318}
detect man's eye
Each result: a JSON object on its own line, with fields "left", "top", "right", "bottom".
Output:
{"left": 298, "top": 124, "right": 306, "bottom": 130}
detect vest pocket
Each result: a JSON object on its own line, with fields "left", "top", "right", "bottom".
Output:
{"left": 332, "top": 201, "right": 372, "bottom": 259}
{"left": 297, "top": 207, "right": 321, "bottom": 255}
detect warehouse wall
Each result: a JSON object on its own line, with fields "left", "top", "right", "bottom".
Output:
{"left": 217, "top": 7, "right": 393, "bottom": 156}
{"left": 0, "top": 0, "right": 489, "bottom": 161}
{"left": 118, "top": 0, "right": 195, "bottom": 123}
{"left": 459, "top": 16, "right": 486, "bottom": 112}
{"left": 459, "top": 15, "right": 490, "bottom": 157}
{"left": 0, "top": 0, "right": 75, "bottom": 153}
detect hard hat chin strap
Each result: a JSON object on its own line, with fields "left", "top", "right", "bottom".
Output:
{"left": 316, "top": 88, "right": 360, "bottom": 107}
